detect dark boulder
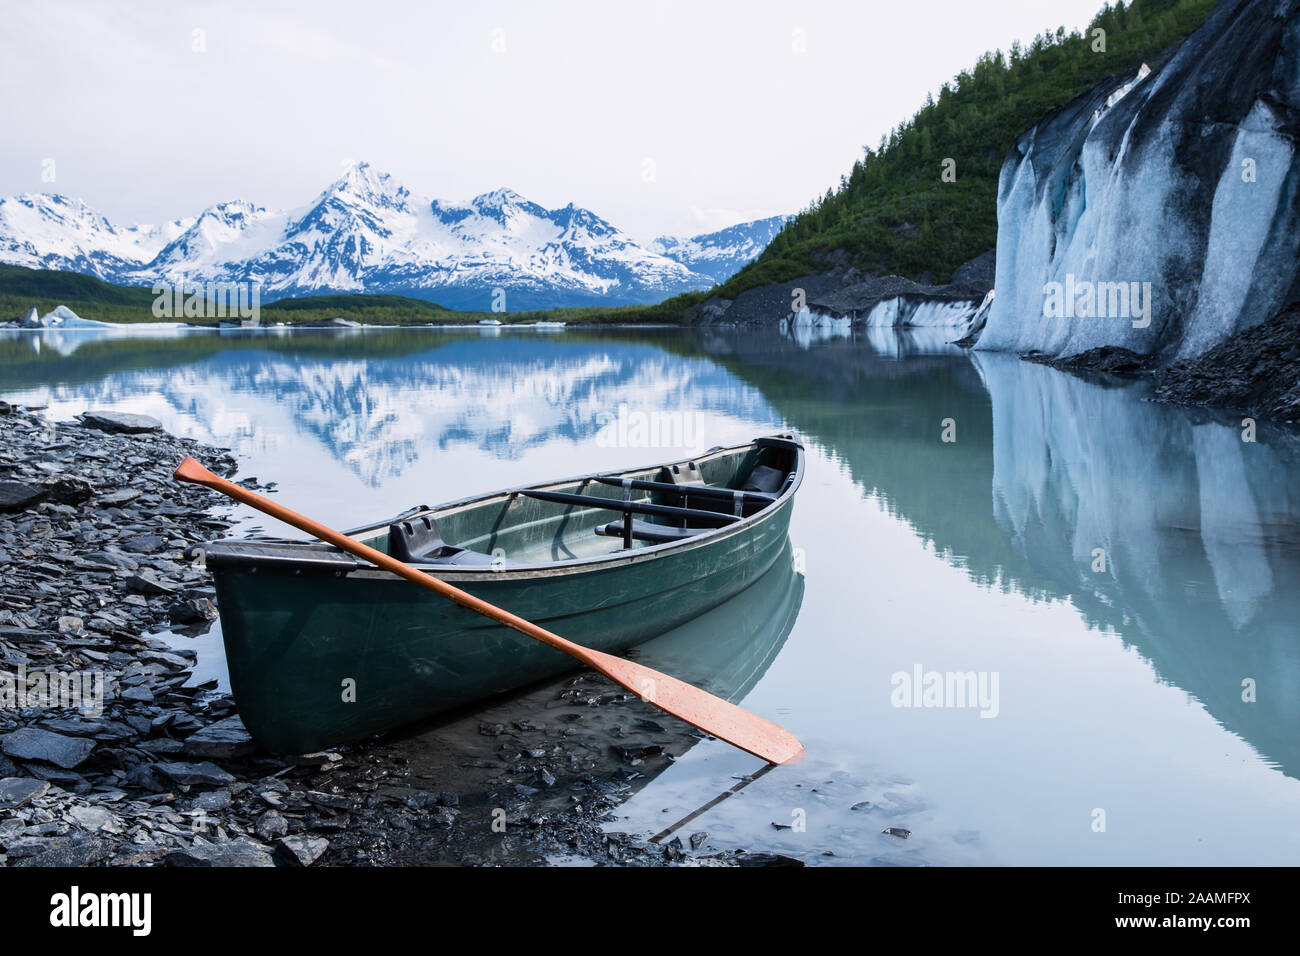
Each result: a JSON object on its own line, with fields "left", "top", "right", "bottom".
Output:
{"left": 0, "top": 480, "right": 48, "bottom": 513}
{"left": 78, "top": 411, "right": 163, "bottom": 434}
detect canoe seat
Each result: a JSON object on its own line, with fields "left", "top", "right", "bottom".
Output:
{"left": 596, "top": 519, "right": 704, "bottom": 545}
{"left": 389, "top": 516, "right": 499, "bottom": 567}
{"left": 741, "top": 464, "right": 786, "bottom": 494}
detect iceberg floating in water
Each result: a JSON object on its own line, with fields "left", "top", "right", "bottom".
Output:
{"left": 11, "top": 303, "right": 188, "bottom": 332}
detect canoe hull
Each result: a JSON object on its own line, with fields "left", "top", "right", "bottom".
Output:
{"left": 213, "top": 482, "right": 796, "bottom": 753}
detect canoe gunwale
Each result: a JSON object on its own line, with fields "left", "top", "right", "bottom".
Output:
{"left": 198, "top": 434, "right": 805, "bottom": 583}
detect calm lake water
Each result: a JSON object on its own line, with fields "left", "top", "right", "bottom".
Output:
{"left": 3, "top": 322, "right": 1299, "bottom": 866}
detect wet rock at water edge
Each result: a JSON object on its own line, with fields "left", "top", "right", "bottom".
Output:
{"left": 0, "top": 480, "right": 48, "bottom": 513}
{"left": 78, "top": 411, "right": 164, "bottom": 434}
{"left": 1, "top": 727, "right": 97, "bottom": 769}
{"left": 168, "top": 595, "right": 219, "bottom": 624}
{"left": 735, "top": 852, "right": 805, "bottom": 867}
{"left": 285, "top": 751, "right": 343, "bottom": 769}
{"left": 613, "top": 743, "right": 663, "bottom": 763}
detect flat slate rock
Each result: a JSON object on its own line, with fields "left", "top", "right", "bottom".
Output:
{"left": 79, "top": 411, "right": 164, "bottom": 434}
{"left": 0, "top": 480, "right": 48, "bottom": 513}
{"left": 9, "top": 833, "right": 111, "bottom": 867}
{"left": 97, "top": 488, "right": 143, "bottom": 506}
{"left": 119, "top": 534, "right": 168, "bottom": 554}
{"left": 80, "top": 550, "right": 140, "bottom": 570}
{"left": 190, "top": 789, "right": 233, "bottom": 812}
{"left": 67, "top": 803, "right": 118, "bottom": 831}
{"left": 1, "top": 727, "right": 97, "bottom": 769}
{"left": 276, "top": 835, "right": 329, "bottom": 867}
{"left": 126, "top": 571, "right": 178, "bottom": 596}
{"left": 155, "top": 761, "right": 236, "bottom": 786}
{"left": 184, "top": 715, "right": 255, "bottom": 759}
{"left": 0, "top": 776, "right": 50, "bottom": 808}
{"left": 165, "top": 836, "right": 274, "bottom": 867}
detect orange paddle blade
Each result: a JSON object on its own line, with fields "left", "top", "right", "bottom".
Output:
{"left": 173, "top": 456, "right": 804, "bottom": 764}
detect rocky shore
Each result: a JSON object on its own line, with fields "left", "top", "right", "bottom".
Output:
{"left": 0, "top": 404, "right": 794, "bottom": 867}
{"left": 1153, "top": 304, "right": 1300, "bottom": 424}
{"left": 1015, "top": 304, "right": 1300, "bottom": 426}
{"left": 686, "top": 250, "right": 995, "bottom": 327}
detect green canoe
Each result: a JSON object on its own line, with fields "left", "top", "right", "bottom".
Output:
{"left": 198, "top": 435, "right": 805, "bottom": 753}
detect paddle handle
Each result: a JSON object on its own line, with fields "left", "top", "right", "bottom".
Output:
{"left": 174, "top": 457, "right": 585, "bottom": 660}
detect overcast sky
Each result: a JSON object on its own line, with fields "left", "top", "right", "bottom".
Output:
{"left": 2, "top": 0, "right": 1108, "bottom": 242}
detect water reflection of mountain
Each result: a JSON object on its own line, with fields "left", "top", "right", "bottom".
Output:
{"left": 0, "top": 330, "right": 775, "bottom": 485}
{"left": 702, "top": 329, "right": 1300, "bottom": 780}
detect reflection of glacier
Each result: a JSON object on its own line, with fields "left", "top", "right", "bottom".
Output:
{"left": 2, "top": 323, "right": 200, "bottom": 358}
{"left": 973, "top": 353, "right": 1300, "bottom": 774}
{"left": 777, "top": 311, "right": 967, "bottom": 356}
{"left": 707, "top": 331, "right": 1300, "bottom": 779}
{"left": 9, "top": 335, "right": 778, "bottom": 486}
{"left": 972, "top": 353, "right": 1299, "bottom": 634}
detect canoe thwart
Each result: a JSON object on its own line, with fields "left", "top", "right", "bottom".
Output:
{"left": 589, "top": 475, "right": 776, "bottom": 506}
{"left": 596, "top": 519, "right": 703, "bottom": 544}
{"left": 518, "top": 489, "right": 741, "bottom": 526}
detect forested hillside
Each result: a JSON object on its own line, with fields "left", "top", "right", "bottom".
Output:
{"left": 720, "top": 0, "right": 1217, "bottom": 298}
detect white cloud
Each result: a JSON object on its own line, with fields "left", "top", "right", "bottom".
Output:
{"left": 0, "top": 0, "right": 1111, "bottom": 239}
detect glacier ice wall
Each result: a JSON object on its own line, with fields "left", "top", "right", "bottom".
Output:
{"left": 977, "top": 0, "right": 1300, "bottom": 361}
{"left": 859, "top": 296, "right": 982, "bottom": 329}
{"left": 780, "top": 294, "right": 984, "bottom": 348}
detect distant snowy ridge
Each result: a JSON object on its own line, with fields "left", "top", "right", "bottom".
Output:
{"left": 0, "top": 166, "right": 787, "bottom": 311}
{"left": 651, "top": 215, "right": 792, "bottom": 284}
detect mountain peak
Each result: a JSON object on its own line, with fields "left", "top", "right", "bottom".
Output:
{"left": 327, "top": 162, "right": 408, "bottom": 204}
{"left": 473, "top": 187, "right": 526, "bottom": 207}
{"left": 0, "top": 173, "right": 788, "bottom": 307}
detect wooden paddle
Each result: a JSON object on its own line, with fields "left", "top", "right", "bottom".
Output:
{"left": 173, "top": 457, "right": 804, "bottom": 765}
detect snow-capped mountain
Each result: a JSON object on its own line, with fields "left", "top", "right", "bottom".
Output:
{"left": 652, "top": 215, "right": 791, "bottom": 284}
{"left": 0, "top": 193, "right": 192, "bottom": 280}
{"left": 0, "top": 165, "right": 786, "bottom": 310}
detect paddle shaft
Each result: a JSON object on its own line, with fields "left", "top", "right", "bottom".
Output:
{"left": 175, "top": 461, "right": 601, "bottom": 658}
{"left": 172, "top": 457, "right": 805, "bottom": 764}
